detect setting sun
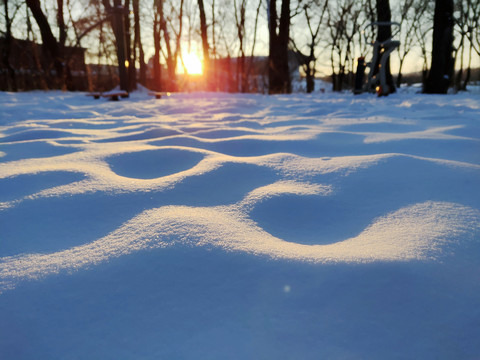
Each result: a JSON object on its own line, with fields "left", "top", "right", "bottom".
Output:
{"left": 183, "top": 53, "right": 203, "bottom": 75}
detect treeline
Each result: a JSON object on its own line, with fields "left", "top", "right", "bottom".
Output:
{"left": 1, "top": 0, "right": 479, "bottom": 93}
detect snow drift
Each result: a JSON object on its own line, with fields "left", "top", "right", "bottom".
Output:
{"left": 1, "top": 90, "right": 479, "bottom": 359}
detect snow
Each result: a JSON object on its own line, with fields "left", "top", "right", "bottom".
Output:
{"left": 1, "top": 89, "right": 480, "bottom": 359}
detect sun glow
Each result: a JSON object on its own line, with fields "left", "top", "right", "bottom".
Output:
{"left": 183, "top": 53, "right": 203, "bottom": 75}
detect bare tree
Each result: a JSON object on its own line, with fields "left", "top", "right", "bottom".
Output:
{"left": 453, "top": 0, "right": 478, "bottom": 91}
{"left": 1, "top": 0, "right": 21, "bottom": 91}
{"left": 412, "top": 0, "right": 434, "bottom": 87}
{"left": 132, "top": 0, "right": 146, "bottom": 85}
{"left": 467, "top": 0, "right": 480, "bottom": 57}
{"left": 462, "top": 0, "right": 480, "bottom": 92}
{"left": 197, "top": 0, "right": 210, "bottom": 83}
{"left": 326, "top": 0, "right": 362, "bottom": 91}
{"left": 234, "top": 0, "right": 247, "bottom": 92}
{"left": 153, "top": 0, "right": 162, "bottom": 90}
{"left": 100, "top": 0, "right": 130, "bottom": 91}
{"left": 155, "top": 0, "right": 184, "bottom": 91}
{"left": 460, "top": 0, "right": 478, "bottom": 89}
{"left": 291, "top": 0, "right": 328, "bottom": 92}
{"left": 424, "top": 0, "right": 454, "bottom": 94}
{"left": 2, "top": 0, "right": 473, "bottom": 94}
{"left": 244, "top": 0, "right": 263, "bottom": 92}
{"left": 210, "top": 0, "right": 216, "bottom": 59}
{"left": 268, "top": 0, "right": 291, "bottom": 93}
{"left": 395, "top": 0, "right": 428, "bottom": 87}
{"left": 123, "top": 0, "right": 135, "bottom": 90}
{"left": 26, "top": 0, "right": 66, "bottom": 88}
{"left": 85, "top": 0, "right": 118, "bottom": 91}
{"left": 372, "top": 0, "right": 395, "bottom": 93}
{"left": 213, "top": 0, "right": 262, "bottom": 92}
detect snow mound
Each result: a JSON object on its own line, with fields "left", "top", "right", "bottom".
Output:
{"left": 1, "top": 91, "right": 479, "bottom": 291}
{"left": 1, "top": 91, "right": 480, "bottom": 359}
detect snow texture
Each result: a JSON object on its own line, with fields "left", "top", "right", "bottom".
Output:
{"left": 0, "top": 89, "right": 479, "bottom": 359}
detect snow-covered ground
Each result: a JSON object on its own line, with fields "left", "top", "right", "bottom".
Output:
{"left": 0, "top": 88, "right": 479, "bottom": 359}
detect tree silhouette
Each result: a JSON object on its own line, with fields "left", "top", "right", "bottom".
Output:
{"left": 424, "top": 0, "right": 454, "bottom": 94}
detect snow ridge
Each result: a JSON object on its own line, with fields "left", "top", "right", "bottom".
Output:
{"left": 1, "top": 91, "right": 479, "bottom": 293}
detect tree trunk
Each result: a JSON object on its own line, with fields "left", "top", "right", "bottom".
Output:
{"left": 305, "top": 63, "right": 314, "bottom": 93}
{"left": 197, "top": 0, "right": 210, "bottom": 87}
{"left": 113, "top": 0, "right": 129, "bottom": 92}
{"left": 57, "top": 0, "right": 67, "bottom": 46}
{"left": 123, "top": 0, "right": 136, "bottom": 91}
{"left": 56, "top": 0, "right": 75, "bottom": 90}
{"left": 161, "top": 21, "right": 176, "bottom": 91}
{"left": 462, "top": 41, "right": 473, "bottom": 90}
{"left": 454, "top": 33, "right": 465, "bottom": 92}
{"left": 133, "top": 0, "right": 146, "bottom": 85}
{"left": 101, "top": 0, "right": 130, "bottom": 92}
{"left": 396, "top": 57, "right": 404, "bottom": 88}
{"left": 374, "top": 0, "right": 395, "bottom": 93}
{"left": 153, "top": 3, "right": 162, "bottom": 91}
{"left": 424, "top": 0, "right": 454, "bottom": 94}
{"left": 157, "top": 0, "right": 180, "bottom": 92}
{"left": 2, "top": 0, "right": 17, "bottom": 91}
{"left": 268, "top": 0, "right": 291, "bottom": 94}
{"left": 246, "top": 0, "right": 262, "bottom": 91}
{"left": 26, "top": 0, "right": 64, "bottom": 89}
{"left": 306, "top": 32, "right": 317, "bottom": 93}
{"left": 234, "top": 0, "right": 247, "bottom": 92}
